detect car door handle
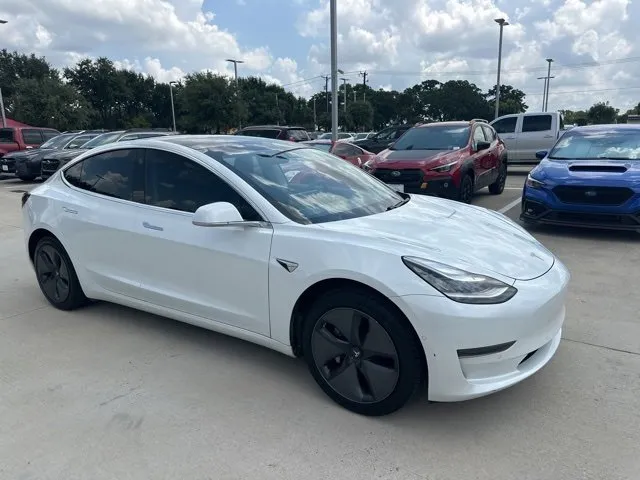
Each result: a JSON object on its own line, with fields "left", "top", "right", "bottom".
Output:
{"left": 543, "top": 135, "right": 554, "bottom": 138}
{"left": 503, "top": 136, "right": 516, "bottom": 139}
{"left": 143, "top": 221, "right": 164, "bottom": 231}
{"left": 62, "top": 207, "right": 78, "bottom": 214}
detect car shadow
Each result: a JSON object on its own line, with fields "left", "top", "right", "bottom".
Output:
{"left": 526, "top": 223, "right": 639, "bottom": 243}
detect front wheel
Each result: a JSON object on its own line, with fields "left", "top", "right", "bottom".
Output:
{"left": 302, "top": 289, "right": 424, "bottom": 416}
{"left": 457, "top": 174, "right": 474, "bottom": 204}
{"left": 488, "top": 160, "right": 507, "bottom": 194}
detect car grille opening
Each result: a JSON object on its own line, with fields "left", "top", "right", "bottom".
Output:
{"left": 522, "top": 200, "right": 547, "bottom": 218}
{"left": 546, "top": 211, "right": 640, "bottom": 227}
{"left": 552, "top": 185, "right": 634, "bottom": 206}
{"left": 568, "top": 165, "right": 627, "bottom": 173}
{"left": 518, "top": 349, "right": 539, "bottom": 366}
{"left": 373, "top": 168, "right": 423, "bottom": 186}
{"left": 457, "top": 341, "right": 515, "bottom": 358}
{"left": 41, "top": 159, "right": 60, "bottom": 172}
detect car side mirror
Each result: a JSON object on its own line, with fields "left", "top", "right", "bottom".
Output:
{"left": 388, "top": 142, "right": 395, "bottom": 148}
{"left": 192, "top": 202, "right": 262, "bottom": 228}
{"left": 535, "top": 150, "right": 548, "bottom": 160}
{"left": 476, "top": 140, "right": 491, "bottom": 151}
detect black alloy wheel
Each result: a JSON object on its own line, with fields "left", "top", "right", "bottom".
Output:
{"left": 489, "top": 161, "right": 507, "bottom": 194}
{"left": 34, "top": 237, "right": 88, "bottom": 310}
{"left": 303, "top": 289, "right": 424, "bottom": 416}
{"left": 458, "top": 174, "right": 474, "bottom": 204}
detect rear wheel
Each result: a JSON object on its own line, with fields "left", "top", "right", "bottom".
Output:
{"left": 458, "top": 174, "right": 474, "bottom": 204}
{"left": 34, "top": 236, "right": 88, "bottom": 310}
{"left": 302, "top": 288, "right": 424, "bottom": 416}
{"left": 489, "top": 159, "right": 507, "bottom": 194}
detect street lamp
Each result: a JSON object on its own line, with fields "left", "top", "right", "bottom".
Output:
{"left": 330, "top": 0, "right": 338, "bottom": 141}
{"left": 544, "top": 58, "right": 554, "bottom": 112}
{"left": 0, "top": 19, "right": 7, "bottom": 127}
{"left": 494, "top": 18, "right": 509, "bottom": 120}
{"left": 169, "top": 81, "right": 178, "bottom": 132}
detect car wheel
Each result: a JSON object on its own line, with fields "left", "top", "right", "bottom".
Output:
{"left": 34, "top": 236, "right": 88, "bottom": 310}
{"left": 18, "top": 175, "right": 37, "bottom": 182}
{"left": 488, "top": 160, "right": 507, "bottom": 195}
{"left": 302, "top": 288, "right": 424, "bottom": 416}
{"left": 458, "top": 174, "right": 474, "bottom": 204}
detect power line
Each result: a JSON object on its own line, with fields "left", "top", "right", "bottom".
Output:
{"left": 525, "top": 85, "right": 640, "bottom": 96}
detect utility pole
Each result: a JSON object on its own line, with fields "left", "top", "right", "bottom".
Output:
{"left": 493, "top": 18, "right": 509, "bottom": 120}
{"left": 359, "top": 71, "right": 368, "bottom": 101}
{"left": 275, "top": 93, "right": 280, "bottom": 125}
{"left": 226, "top": 58, "right": 244, "bottom": 129}
{"left": 330, "top": 0, "right": 338, "bottom": 141}
{"left": 341, "top": 78, "right": 348, "bottom": 112}
{"left": 169, "top": 81, "right": 178, "bottom": 132}
{"left": 544, "top": 58, "right": 553, "bottom": 112}
{"left": 313, "top": 97, "right": 317, "bottom": 130}
{"left": 322, "top": 75, "right": 330, "bottom": 114}
{"left": 537, "top": 76, "right": 554, "bottom": 111}
{"left": 0, "top": 22, "right": 5, "bottom": 127}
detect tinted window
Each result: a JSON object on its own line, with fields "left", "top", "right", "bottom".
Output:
{"left": 492, "top": 117, "right": 517, "bottom": 134}
{"left": 40, "top": 134, "right": 72, "bottom": 149}
{"left": 374, "top": 128, "right": 396, "bottom": 141}
{"left": 0, "top": 129, "right": 15, "bottom": 143}
{"left": 333, "top": 143, "right": 359, "bottom": 156}
{"left": 522, "top": 115, "right": 552, "bottom": 133}
{"left": 64, "top": 149, "right": 143, "bottom": 201}
{"left": 42, "top": 130, "right": 59, "bottom": 140}
{"left": 392, "top": 126, "right": 470, "bottom": 151}
{"left": 144, "top": 149, "right": 261, "bottom": 220}
{"left": 473, "top": 127, "right": 486, "bottom": 143}
{"left": 482, "top": 125, "right": 496, "bottom": 142}
{"left": 22, "top": 129, "right": 43, "bottom": 145}
{"left": 236, "top": 129, "right": 281, "bottom": 139}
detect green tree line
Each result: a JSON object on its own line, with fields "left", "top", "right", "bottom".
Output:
{"left": 0, "top": 49, "right": 635, "bottom": 133}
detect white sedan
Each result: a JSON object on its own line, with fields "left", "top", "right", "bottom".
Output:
{"left": 22, "top": 135, "right": 569, "bottom": 416}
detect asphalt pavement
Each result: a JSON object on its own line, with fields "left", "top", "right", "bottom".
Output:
{"left": 1, "top": 171, "right": 639, "bottom": 480}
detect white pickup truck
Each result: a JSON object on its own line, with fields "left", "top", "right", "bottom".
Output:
{"left": 490, "top": 112, "right": 565, "bottom": 164}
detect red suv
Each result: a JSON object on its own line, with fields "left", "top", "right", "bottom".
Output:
{"left": 363, "top": 121, "right": 507, "bottom": 203}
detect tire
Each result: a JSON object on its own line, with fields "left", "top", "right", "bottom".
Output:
{"left": 18, "top": 175, "right": 37, "bottom": 182}
{"left": 457, "top": 174, "right": 474, "bottom": 204}
{"left": 488, "top": 159, "right": 507, "bottom": 195}
{"left": 33, "top": 236, "right": 88, "bottom": 310}
{"left": 302, "top": 288, "right": 424, "bottom": 416}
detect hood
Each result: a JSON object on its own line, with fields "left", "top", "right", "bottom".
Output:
{"left": 534, "top": 158, "right": 640, "bottom": 185}
{"left": 373, "top": 148, "right": 464, "bottom": 169}
{"left": 46, "top": 149, "right": 87, "bottom": 160}
{"left": 14, "top": 149, "right": 54, "bottom": 163}
{"left": 3, "top": 149, "right": 42, "bottom": 160}
{"left": 317, "top": 195, "right": 555, "bottom": 281}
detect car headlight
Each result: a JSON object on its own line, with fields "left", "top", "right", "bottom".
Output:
{"left": 430, "top": 161, "right": 457, "bottom": 173}
{"left": 402, "top": 257, "right": 517, "bottom": 304}
{"left": 525, "top": 173, "right": 545, "bottom": 189}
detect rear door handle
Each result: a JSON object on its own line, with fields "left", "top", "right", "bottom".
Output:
{"left": 143, "top": 221, "right": 164, "bottom": 231}
{"left": 543, "top": 135, "right": 554, "bottom": 138}
{"left": 62, "top": 207, "right": 78, "bottom": 214}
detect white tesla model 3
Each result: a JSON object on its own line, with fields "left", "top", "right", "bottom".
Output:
{"left": 22, "top": 135, "right": 570, "bottom": 416}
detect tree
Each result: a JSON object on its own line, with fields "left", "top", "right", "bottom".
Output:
{"left": 487, "top": 85, "right": 528, "bottom": 116}
{"left": 430, "top": 80, "right": 491, "bottom": 121}
{"left": 587, "top": 102, "right": 618, "bottom": 125}
{"left": 179, "top": 72, "right": 234, "bottom": 133}
{"left": 349, "top": 101, "right": 374, "bottom": 130}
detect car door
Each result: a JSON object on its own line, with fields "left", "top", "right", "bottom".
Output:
{"left": 59, "top": 148, "right": 147, "bottom": 298}
{"left": 21, "top": 128, "right": 44, "bottom": 149}
{"left": 471, "top": 126, "right": 492, "bottom": 188}
{"left": 131, "top": 148, "right": 273, "bottom": 336}
{"left": 518, "top": 114, "right": 554, "bottom": 162}
{"left": 490, "top": 116, "right": 518, "bottom": 160}
{"left": 481, "top": 124, "right": 501, "bottom": 184}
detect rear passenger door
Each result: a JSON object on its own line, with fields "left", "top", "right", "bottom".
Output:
{"left": 518, "top": 114, "right": 554, "bottom": 162}
{"left": 491, "top": 116, "right": 518, "bottom": 160}
{"left": 481, "top": 125, "right": 501, "bottom": 184}
{"left": 22, "top": 129, "right": 44, "bottom": 149}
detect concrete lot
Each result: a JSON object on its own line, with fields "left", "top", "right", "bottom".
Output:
{"left": 1, "top": 171, "right": 639, "bottom": 480}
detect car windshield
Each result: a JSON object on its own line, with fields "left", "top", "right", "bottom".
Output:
{"left": 40, "top": 134, "right": 74, "bottom": 149}
{"left": 305, "top": 142, "right": 332, "bottom": 152}
{"left": 354, "top": 133, "right": 369, "bottom": 140}
{"left": 391, "top": 125, "right": 470, "bottom": 150}
{"left": 202, "top": 146, "right": 404, "bottom": 224}
{"left": 82, "top": 132, "right": 123, "bottom": 148}
{"left": 548, "top": 129, "right": 640, "bottom": 160}
{"left": 236, "top": 129, "right": 281, "bottom": 139}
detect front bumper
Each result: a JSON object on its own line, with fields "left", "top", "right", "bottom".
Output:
{"left": 0, "top": 157, "right": 16, "bottom": 173}
{"left": 394, "top": 258, "right": 569, "bottom": 402}
{"left": 372, "top": 169, "right": 459, "bottom": 198}
{"left": 15, "top": 159, "right": 41, "bottom": 177}
{"left": 521, "top": 185, "right": 640, "bottom": 231}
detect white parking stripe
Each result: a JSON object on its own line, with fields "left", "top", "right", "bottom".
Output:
{"left": 498, "top": 197, "right": 522, "bottom": 214}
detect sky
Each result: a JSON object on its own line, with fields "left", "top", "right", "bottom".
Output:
{"left": 0, "top": 0, "right": 639, "bottom": 113}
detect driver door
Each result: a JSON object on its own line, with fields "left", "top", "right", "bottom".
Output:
{"left": 131, "top": 148, "right": 273, "bottom": 336}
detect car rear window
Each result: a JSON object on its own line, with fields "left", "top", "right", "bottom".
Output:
{"left": 0, "top": 128, "right": 16, "bottom": 143}
{"left": 237, "top": 129, "right": 282, "bottom": 139}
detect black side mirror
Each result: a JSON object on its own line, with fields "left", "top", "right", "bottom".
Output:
{"left": 535, "top": 150, "right": 548, "bottom": 160}
{"left": 476, "top": 141, "right": 491, "bottom": 151}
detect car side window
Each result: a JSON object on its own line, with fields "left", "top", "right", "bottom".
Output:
{"left": 481, "top": 125, "right": 496, "bottom": 142}
{"left": 394, "top": 128, "right": 408, "bottom": 139}
{"left": 473, "top": 126, "right": 486, "bottom": 144}
{"left": 332, "top": 143, "right": 358, "bottom": 156}
{"left": 22, "top": 129, "right": 43, "bottom": 145}
{"left": 42, "top": 130, "right": 59, "bottom": 141}
{"left": 522, "top": 115, "right": 552, "bottom": 133}
{"left": 144, "top": 149, "right": 262, "bottom": 220}
{"left": 63, "top": 149, "right": 144, "bottom": 202}
{"left": 492, "top": 117, "right": 517, "bottom": 134}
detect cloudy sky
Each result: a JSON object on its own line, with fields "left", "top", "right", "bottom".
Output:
{"left": 1, "top": 0, "right": 638, "bottom": 112}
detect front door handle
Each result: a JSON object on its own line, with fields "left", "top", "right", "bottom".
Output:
{"left": 62, "top": 207, "right": 78, "bottom": 214}
{"left": 543, "top": 135, "right": 554, "bottom": 138}
{"left": 143, "top": 221, "right": 164, "bottom": 231}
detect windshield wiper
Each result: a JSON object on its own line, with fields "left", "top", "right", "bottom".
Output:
{"left": 386, "top": 196, "right": 410, "bottom": 211}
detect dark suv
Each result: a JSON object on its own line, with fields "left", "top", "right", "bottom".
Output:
{"left": 352, "top": 124, "right": 412, "bottom": 154}
{"left": 364, "top": 120, "right": 508, "bottom": 203}
{"left": 234, "top": 126, "right": 310, "bottom": 142}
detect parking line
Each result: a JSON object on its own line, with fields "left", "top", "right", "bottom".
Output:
{"left": 498, "top": 197, "right": 521, "bottom": 214}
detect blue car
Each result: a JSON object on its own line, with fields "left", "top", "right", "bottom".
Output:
{"left": 521, "top": 124, "right": 640, "bottom": 231}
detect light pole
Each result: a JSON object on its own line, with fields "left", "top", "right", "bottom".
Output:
{"left": 0, "top": 19, "right": 7, "bottom": 127}
{"left": 341, "top": 78, "right": 348, "bottom": 112}
{"left": 330, "top": 0, "right": 338, "bottom": 141}
{"left": 544, "top": 58, "right": 553, "bottom": 112}
{"left": 494, "top": 18, "right": 509, "bottom": 120}
{"left": 169, "top": 81, "right": 178, "bottom": 132}
{"left": 226, "top": 58, "right": 244, "bottom": 129}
